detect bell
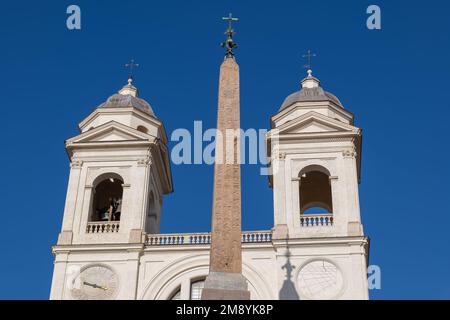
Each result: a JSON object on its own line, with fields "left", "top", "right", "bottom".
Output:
{"left": 101, "top": 211, "right": 109, "bottom": 221}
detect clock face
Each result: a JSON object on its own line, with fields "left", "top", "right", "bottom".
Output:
{"left": 71, "top": 265, "right": 119, "bottom": 300}
{"left": 298, "top": 260, "right": 344, "bottom": 300}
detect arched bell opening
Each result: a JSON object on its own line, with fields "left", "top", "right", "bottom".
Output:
{"left": 90, "top": 174, "right": 124, "bottom": 222}
{"left": 299, "top": 165, "right": 333, "bottom": 215}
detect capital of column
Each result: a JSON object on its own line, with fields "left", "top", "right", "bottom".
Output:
{"left": 137, "top": 157, "right": 152, "bottom": 167}
{"left": 342, "top": 148, "right": 357, "bottom": 159}
{"left": 70, "top": 159, "right": 83, "bottom": 169}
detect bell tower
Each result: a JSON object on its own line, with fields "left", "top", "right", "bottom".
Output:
{"left": 266, "top": 63, "right": 369, "bottom": 300}
{"left": 50, "top": 75, "right": 173, "bottom": 299}
{"left": 267, "top": 67, "right": 363, "bottom": 239}
{"left": 57, "top": 77, "right": 172, "bottom": 246}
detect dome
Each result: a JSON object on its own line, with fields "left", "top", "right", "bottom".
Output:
{"left": 279, "top": 71, "right": 343, "bottom": 111}
{"left": 98, "top": 93, "right": 155, "bottom": 116}
{"left": 279, "top": 87, "right": 343, "bottom": 111}
{"left": 97, "top": 78, "right": 155, "bottom": 117}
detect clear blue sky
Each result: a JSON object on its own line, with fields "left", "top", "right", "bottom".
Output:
{"left": 0, "top": 0, "right": 449, "bottom": 300}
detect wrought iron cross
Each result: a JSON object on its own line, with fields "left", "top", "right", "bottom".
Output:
{"left": 221, "top": 13, "right": 239, "bottom": 58}
{"left": 223, "top": 13, "right": 238, "bottom": 32}
{"left": 125, "top": 59, "right": 139, "bottom": 80}
{"left": 302, "top": 50, "right": 316, "bottom": 70}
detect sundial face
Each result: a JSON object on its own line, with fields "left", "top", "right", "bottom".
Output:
{"left": 298, "top": 260, "right": 344, "bottom": 300}
{"left": 71, "top": 264, "right": 119, "bottom": 300}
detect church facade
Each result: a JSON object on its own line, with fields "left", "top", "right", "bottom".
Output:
{"left": 50, "top": 53, "right": 369, "bottom": 300}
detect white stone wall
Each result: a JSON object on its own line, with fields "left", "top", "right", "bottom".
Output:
{"left": 50, "top": 237, "right": 368, "bottom": 300}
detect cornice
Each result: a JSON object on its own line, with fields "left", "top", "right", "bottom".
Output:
{"left": 272, "top": 236, "right": 369, "bottom": 247}
{"left": 78, "top": 107, "right": 162, "bottom": 131}
{"left": 272, "top": 130, "right": 361, "bottom": 143}
{"left": 271, "top": 101, "right": 354, "bottom": 128}
{"left": 52, "top": 243, "right": 145, "bottom": 254}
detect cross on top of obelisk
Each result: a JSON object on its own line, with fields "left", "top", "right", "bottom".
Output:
{"left": 223, "top": 13, "right": 238, "bottom": 31}
{"left": 302, "top": 50, "right": 316, "bottom": 74}
{"left": 221, "top": 13, "right": 239, "bottom": 58}
{"left": 125, "top": 59, "right": 139, "bottom": 82}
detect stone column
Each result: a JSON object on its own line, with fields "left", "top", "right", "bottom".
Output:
{"left": 122, "top": 248, "right": 142, "bottom": 299}
{"left": 342, "top": 148, "right": 363, "bottom": 236}
{"left": 49, "top": 251, "right": 69, "bottom": 299}
{"left": 202, "top": 57, "right": 250, "bottom": 300}
{"left": 58, "top": 160, "right": 83, "bottom": 245}
{"left": 272, "top": 153, "right": 289, "bottom": 239}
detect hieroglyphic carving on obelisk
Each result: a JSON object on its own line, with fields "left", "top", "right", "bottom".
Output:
{"left": 202, "top": 14, "right": 250, "bottom": 300}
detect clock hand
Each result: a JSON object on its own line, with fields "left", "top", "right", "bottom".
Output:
{"left": 83, "top": 281, "right": 108, "bottom": 291}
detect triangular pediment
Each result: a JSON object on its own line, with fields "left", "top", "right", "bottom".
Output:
{"left": 67, "top": 121, "right": 150, "bottom": 144}
{"left": 275, "top": 111, "right": 358, "bottom": 135}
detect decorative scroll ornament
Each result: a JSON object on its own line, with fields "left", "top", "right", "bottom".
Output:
{"left": 342, "top": 148, "right": 357, "bottom": 159}
{"left": 137, "top": 157, "right": 152, "bottom": 166}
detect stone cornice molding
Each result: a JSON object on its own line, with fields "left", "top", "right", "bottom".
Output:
{"left": 272, "top": 236, "right": 369, "bottom": 248}
{"left": 79, "top": 107, "right": 162, "bottom": 132}
{"left": 66, "top": 120, "right": 160, "bottom": 149}
{"left": 52, "top": 243, "right": 145, "bottom": 254}
{"left": 272, "top": 131, "right": 361, "bottom": 142}
{"left": 271, "top": 101, "right": 354, "bottom": 127}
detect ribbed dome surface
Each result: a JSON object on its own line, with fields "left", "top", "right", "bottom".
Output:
{"left": 98, "top": 93, "right": 155, "bottom": 116}
{"left": 280, "top": 86, "right": 343, "bottom": 111}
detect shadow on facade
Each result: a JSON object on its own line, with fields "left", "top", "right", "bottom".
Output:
{"left": 279, "top": 242, "right": 300, "bottom": 300}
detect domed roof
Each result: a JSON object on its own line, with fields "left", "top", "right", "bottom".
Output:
{"left": 279, "top": 71, "right": 343, "bottom": 111}
{"left": 97, "top": 78, "right": 155, "bottom": 116}
{"left": 280, "top": 87, "right": 343, "bottom": 111}
{"left": 99, "top": 93, "right": 155, "bottom": 116}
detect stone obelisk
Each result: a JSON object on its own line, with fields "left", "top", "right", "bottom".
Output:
{"left": 202, "top": 14, "right": 250, "bottom": 300}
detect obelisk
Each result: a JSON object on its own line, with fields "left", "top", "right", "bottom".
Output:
{"left": 202, "top": 14, "right": 250, "bottom": 300}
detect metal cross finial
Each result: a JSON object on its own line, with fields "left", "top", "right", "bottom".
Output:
{"left": 221, "top": 13, "right": 239, "bottom": 58}
{"left": 223, "top": 13, "right": 238, "bottom": 32}
{"left": 302, "top": 50, "right": 316, "bottom": 71}
{"left": 125, "top": 59, "right": 139, "bottom": 81}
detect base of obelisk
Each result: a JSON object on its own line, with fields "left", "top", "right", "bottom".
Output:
{"left": 201, "top": 272, "right": 251, "bottom": 300}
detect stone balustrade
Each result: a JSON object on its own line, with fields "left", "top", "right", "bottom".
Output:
{"left": 146, "top": 230, "right": 272, "bottom": 246}
{"left": 86, "top": 221, "right": 120, "bottom": 233}
{"left": 242, "top": 231, "right": 273, "bottom": 243}
{"left": 300, "top": 214, "right": 333, "bottom": 227}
